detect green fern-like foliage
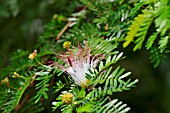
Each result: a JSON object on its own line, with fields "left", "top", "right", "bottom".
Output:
{"left": 123, "top": 0, "right": 170, "bottom": 67}
{"left": 52, "top": 50, "right": 138, "bottom": 112}
{"left": 87, "top": 53, "right": 138, "bottom": 100}
{"left": 89, "top": 38, "right": 119, "bottom": 57}
{"left": 149, "top": 47, "right": 170, "bottom": 68}
{"left": 91, "top": 97, "right": 130, "bottom": 113}
{"left": 123, "top": 9, "right": 155, "bottom": 51}
{"left": 1, "top": 73, "right": 33, "bottom": 113}
{"left": 0, "top": 0, "right": 142, "bottom": 113}
{"left": 34, "top": 71, "right": 51, "bottom": 103}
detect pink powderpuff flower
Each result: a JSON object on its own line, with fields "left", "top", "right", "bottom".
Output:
{"left": 57, "top": 42, "right": 101, "bottom": 88}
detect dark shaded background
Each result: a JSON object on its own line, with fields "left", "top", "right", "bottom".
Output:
{"left": 0, "top": 0, "right": 170, "bottom": 113}
{"left": 0, "top": 0, "right": 78, "bottom": 67}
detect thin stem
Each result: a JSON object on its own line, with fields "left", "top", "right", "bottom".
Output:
{"left": 55, "top": 6, "right": 86, "bottom": 41}
{"left": 35, "top": 58, "right": 44, "bottom": 67}
{"left": 6, "top": 84, "right": 20, "bottom": 90}
{"left": 55, "top": 21, "right": 72, "bottom": 41}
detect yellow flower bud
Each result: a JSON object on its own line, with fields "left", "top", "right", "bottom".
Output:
{"left": 62, "top": 93, "right": 74, "bottom": 104}
{"left": 104, "top": 23, "right": 109, "bottom": 30}
{"left": 29, "top": 50, "right": 37, "bottom": 59}
{"left": 12, "top": 72, "right": 19, "bottom": 78}
{"left": 1, "top": 77, "right": 9, "bottom": 84}
{"left": 63, "top": 41, "right": 71, "bottom": 49}
{"left": 53, "top": 14, "right": 58, "bottom": 20}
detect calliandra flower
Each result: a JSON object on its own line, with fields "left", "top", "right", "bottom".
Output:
{"left": 28, "top": 50, "right": 37, "bottom": 60}
{"left": 57, "top": 42, "right": 101, "bottom": 88}
{"left": 62, "top": 93, "right": 74, "bottom": 104}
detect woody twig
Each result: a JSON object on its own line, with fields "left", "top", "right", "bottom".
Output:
{"left": 55, "top": 6, "right": 86, "bottom": 41}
